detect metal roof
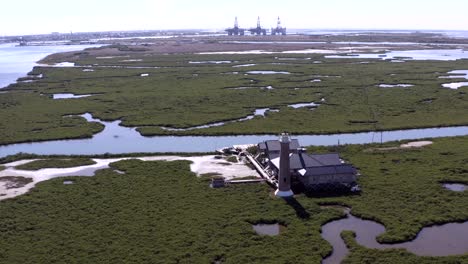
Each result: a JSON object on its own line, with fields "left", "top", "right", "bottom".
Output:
{"left": 301, "top": 164, "right": 356, "bottom": 177}
{"left": 270, "top": 153, "right": 304, "bottom": 170}
{"left": 303, "top": 153, "right": 342, "bottom": 166}
{"left": 260, "top": 137, "right": 357, "bottom": 178}
{"left": 258, "top": 139, "right": 300, "bottom": 152}
{"left": 270, "top": 152, "right": 342, "bottom": 169}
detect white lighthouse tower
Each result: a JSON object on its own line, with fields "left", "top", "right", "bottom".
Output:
{"left": 275, "top": 133, "right": 294, "bottom": 197}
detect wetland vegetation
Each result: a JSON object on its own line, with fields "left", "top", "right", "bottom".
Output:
{"left": 0, "top": 136, "right": 467, "bottom": 263}
{"left": 14, "top": 158, "right": 96, "bottom": 170}
{"left": 1, "top": 46, "right": 468, "bottom": 145}
{"left": 0, "top": 176, "right": 33, "bottom": 189}
{"left": 308, "top": 136, "right": 468, "bottom": 243}
{"left": 341, "top": 231, "right": 466, "bottom": 264}
{"left": 1, "top": 36, "right": 467, "bottom": 262}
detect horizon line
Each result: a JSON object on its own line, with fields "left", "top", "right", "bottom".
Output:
{"left": 1, "top": 28, "right": 468, "bottom": 38}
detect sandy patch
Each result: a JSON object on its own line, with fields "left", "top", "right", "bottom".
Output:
{"left": 0, "top": 155, "right": 256, "bottom": 201}
{"left": 366, "top": 141, "right": 434, "bottom": 152}
{"left": 400, "top": 141, "right": 433, "bottom": 148}
{"left": 138, "top": 156, "right": 256, "bottom": 179}
{"left": 0, "top": 179, "right": 35, "bottom": 200}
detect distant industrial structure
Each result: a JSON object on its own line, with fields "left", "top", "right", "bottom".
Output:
{"left": 226, "top": 17, "right": 287, "bottom": 36}
{"left": 226, "top": 17, "right": 245, "bottom": 36}
{"left": 271, "top": 17, "right": 287, "bottom": 35}
{"left": 249, "top": 17, "right": 267, "bottom": 36}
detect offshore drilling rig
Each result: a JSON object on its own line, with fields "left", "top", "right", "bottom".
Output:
{"left": 226, "top": 17, "right": 286, "bottom": 36}
{"left": 271, "top": 17, "right": 287, "bottom": 35}
{"left": 249, "top": 17, "right": 267, "bottom": 35}
{"left": 225, "top": 17, "right": 245, "bottom": 36}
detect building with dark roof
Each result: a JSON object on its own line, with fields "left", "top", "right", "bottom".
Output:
{"left": 257, "top": 137, "right": 357, "bottom": 190}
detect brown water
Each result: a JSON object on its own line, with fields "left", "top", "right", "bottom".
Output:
{"left": 321, "top": 207, "right": 468, "bottom": 264}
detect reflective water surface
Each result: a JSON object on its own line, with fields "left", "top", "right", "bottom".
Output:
{"left": 52, "top": 93, "right": 94, "bottom": 99}
{"left": 0, "top": 43, "right": 100, "bottom": 88}
{"left": 1, "top": 113, "right": 468, "bottom": 157}
{"left": 443, "top": 183, "right": 467, "bottom": 192}
{"left": 321, "top": 207, "right": 468, "bottom": 264}
{"left": 326, "top": 49, "right": 468, "bottom": 61}
{"left": 378, "top": 84, "right": 414, "bottom": 88}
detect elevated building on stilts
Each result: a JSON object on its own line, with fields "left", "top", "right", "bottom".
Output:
{"left": 257, "top": 133, "right": 358, "bottom": 195}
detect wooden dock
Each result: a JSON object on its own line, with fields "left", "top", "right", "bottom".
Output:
{"left": 243, "top": 151, "right": 278, "bottom": 188}
{"left": 227, "top": 179, "right": 265, "bottom": 184}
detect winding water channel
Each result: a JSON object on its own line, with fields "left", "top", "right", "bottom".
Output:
{"left": 1, "top": 42, "right": 468, "bottom": 262}
{"left": 1, "top": 44, "right": 467, "bottom": 157}
{"left": 321, "top": 207, "right": 468, "bottom": 264}
{"left": 1, "top": 113, "right": 468, "bottom": 157}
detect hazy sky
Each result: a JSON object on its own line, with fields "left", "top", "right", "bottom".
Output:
{"left": 2, "top": 0, "right": 467, "bottom": 35}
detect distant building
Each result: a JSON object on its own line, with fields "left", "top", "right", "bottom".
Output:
{"left": 257, "top": 136, "right": 358, "bottom": 191}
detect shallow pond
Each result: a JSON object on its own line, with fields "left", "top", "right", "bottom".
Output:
{"left": 321, "top": 207, "right": 468, "bottom": 264}
{"left": 246, "top": 71, "right": 290, "bottom": 75}
{"left": 378, "top": 84, "right": 414, "bottom": 88}
{"left": 227, "top": 85, "right": 274, "bottom": 90}
{"left": 276, "top": 57, "right": 311, "bottom": 61}
{"left": 439, "top": 70, "right": 468, "bottom": 89}
{"left": 232, "top": 64, "right": 256, "bottom": 67}
{"left": 52, "top": 93, "right": 94, "bottom": 99}
{"left": 189, "top": 61, "right": 232, "bottom": 64}
{"left": 441, "top": 82, "right": 468, "bottom": 89}
{"left": 446, "top": 70, "right": 468, "bottom": 78}
{"left": 288, "top": 102, "right": 319, "bottom": 109}
{"left": 443, "top": 183, "right": 467, "bottom": 192}
{"left": 326, "top": 49, "right": 468, "bottom": 61}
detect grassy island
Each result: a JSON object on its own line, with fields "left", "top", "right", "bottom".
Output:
{"left": 0, "top": 136, "right": 467, "bottom": 263}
